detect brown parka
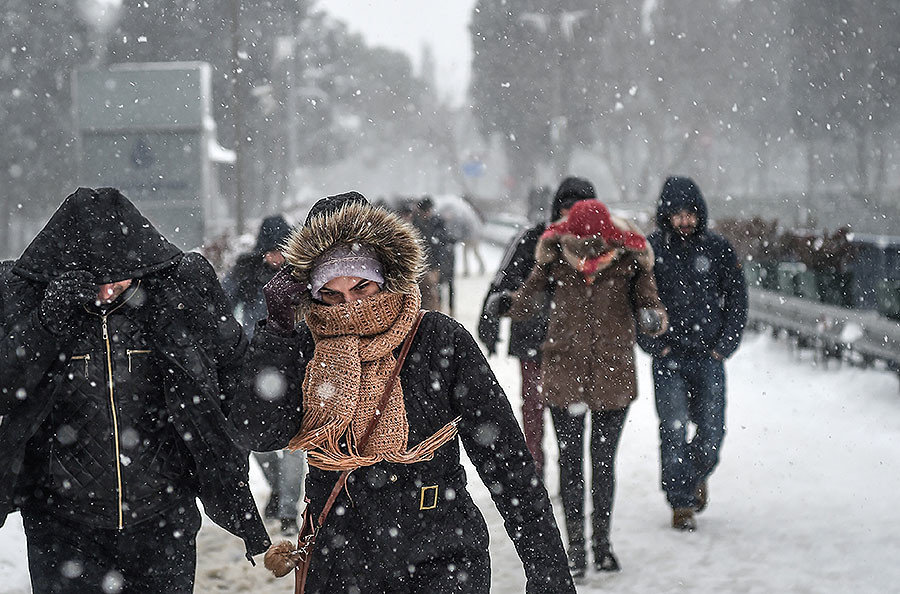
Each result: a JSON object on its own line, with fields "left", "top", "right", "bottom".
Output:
{"left": 509, "top": 229, "right": 666, "bottom": 411}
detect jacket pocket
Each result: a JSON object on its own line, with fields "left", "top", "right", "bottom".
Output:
{"left": 69, "top": 353, "right": 91, "bottom": 377}
{"left": 126, "top": 349, "right": 153, "bottom": 372}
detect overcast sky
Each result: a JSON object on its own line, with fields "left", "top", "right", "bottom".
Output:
{"left": 321, "top": 1, "right": 478, "bottom": 105}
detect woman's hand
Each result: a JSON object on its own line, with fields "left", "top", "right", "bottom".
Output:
{"left": 263, "top": 267, "right": 304, "bottom": 335}
{"left": 535, "top": 236, "right": 560, "bottom": 266}
{"left": 637, "top": 307, "right": 668, "bottom": 337}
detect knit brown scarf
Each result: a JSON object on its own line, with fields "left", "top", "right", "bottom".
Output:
{"left": 287, "top": 290, "right": 460, "bottom": 471}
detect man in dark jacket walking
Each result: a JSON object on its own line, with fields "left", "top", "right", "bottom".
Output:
{"left": 477, "top": 178, "right": 590, "bottom": 474}
{"left": 223, "top": 214, "right": 306, "bottom": 535}
{"left": 637, "top": 176, "right": 748, "bottom": 531}
{"left": 0, "top": 188, "right": 269, "bottom": 593}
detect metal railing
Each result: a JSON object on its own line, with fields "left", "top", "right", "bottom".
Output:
{"left": 748, "top": 288, "right": 900, "bottom": 376}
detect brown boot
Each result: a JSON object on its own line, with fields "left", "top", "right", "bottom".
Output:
{"left": 672, "top": 508, "right": 697, "bottom": 531}
{"left": 694, "top": 480, "right": 709, "bottom": 513}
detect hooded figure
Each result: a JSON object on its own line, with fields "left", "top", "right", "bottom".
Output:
{"left": 0, "top": 187, "right": 269, "bottom": 593}
{"left": 637, "top": 176, "right": 748, "bottom": 532}
{"left": 231, "top": 192, "right": 575, "bottom": 593}
{"left": 476, "top": 178, "right": 592, "bottom": 474}
{"left": 507, "top": 196, "right": 667, "bottom": 577}
{"left": 222, "top": 214, "right": 306, "bottom": 536}
{"left": 223, "top": 214, "right": 293, "bottom": 337}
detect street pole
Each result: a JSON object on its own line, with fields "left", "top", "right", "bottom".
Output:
{"left": 230, "top": 0, "right": 245, "bottom": 235}
{"left": 285, "top": 27, "right": 299, "bottom": 208}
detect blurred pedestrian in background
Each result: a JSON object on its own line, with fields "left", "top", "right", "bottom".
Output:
{"left": 223, "top": 214, "right": 306, "bottom": 536}
{"left": 637, "top": 176, "right": 747, "bottom": 532}
{"left": 411, "top": 196, "right": 454, "bottom": 313}
{"left": 477, "top": 180, "right": 587, "bottom": 476}
{"left": 507, "top": 191, "right": 667, "bottom": 578}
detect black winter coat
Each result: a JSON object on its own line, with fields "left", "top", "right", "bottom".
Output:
{"left": 636, "top": 186, "right": 748, "bottom": 358}
{"left": 0, "top": 188, "right": 269, "bottom": 560}
{"left": 222, "top": 252, "right": 277, "bottom": 338}
{"left": 478, "top": 224, "right": 549, "bottom": 360}
{"left": 231, "top": 312, "right": 575, "bottom": 593}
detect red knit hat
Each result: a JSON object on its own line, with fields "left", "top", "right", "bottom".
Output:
{"left": 542, "top": 199, "right": 646, "bottom": 251}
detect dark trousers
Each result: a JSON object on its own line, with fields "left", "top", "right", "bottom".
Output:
{"left": 520, "top": 359, "right": 545, "bottom": 472}
{"left": 550, "top": 406, "right": 628, "bottom": 554}
{"left": 652, "top": 353, "right": 727, "bottom": 509}
{"left": 22, "top": 500, "right": 201, "bottom": 594}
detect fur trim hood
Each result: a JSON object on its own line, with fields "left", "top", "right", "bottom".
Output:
{"left": 282, "top": 200, "right": 425, "bottom": 307}
{"left": 540, "top": 213, "right": 655, "bottom": 271}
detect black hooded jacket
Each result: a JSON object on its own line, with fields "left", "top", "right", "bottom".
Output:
{"left": 636, "top": 177, "right": 748, "bottom": 358}
{"left": 477, "top": 179, "right": 592, "bottom": 360}
{"left": 0, "top": 187, "right": 269, "bottom": 560}
{"left": 223, "top": 215, "right": 292, "bottom": 336}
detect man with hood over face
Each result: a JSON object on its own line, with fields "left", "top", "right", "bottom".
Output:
{"left": 230, "top": 191, "right": 575, "bottom": 593}
{"left": 0, "top": 187, "right": 269, "bottom": 593}
{"left": 637, "top": 176, "right": 748, "bottom": 532}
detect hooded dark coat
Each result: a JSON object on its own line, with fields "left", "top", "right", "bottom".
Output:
{"left": 636, "top": 177, "right": 748, "bottom": 358}
{"left": 0, "top": 187, "right": 269, "bottom": 560}
{"left": 476, "top": 180, "right": 591, "bottom": 359}
{"left": 231, "top": 196, "right": 575, "bottom": 593}
{"left": 223, "top": 214, "right": 292, "bottom": 335}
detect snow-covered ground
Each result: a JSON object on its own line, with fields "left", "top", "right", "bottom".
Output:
{"left": 2, "top": 244, "right": 898, "bottom": 593}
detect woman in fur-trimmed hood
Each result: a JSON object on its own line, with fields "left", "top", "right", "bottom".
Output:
{"left": 508, "top": 197, "right": 668, "bottom": 577}
{"left": 230, "top": 192, "right": 575, "bottom": 593}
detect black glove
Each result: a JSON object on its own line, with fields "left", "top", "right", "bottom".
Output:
{"left": 485, "top": 291, "right": 513, "bottom": 317}
{"left": 38, "top": 271, "right": 96, "bottom": 336}
{"left": 262, "top": 267, "right": 304, "bottom": 336}
{"left": 637, "top": 307, "right": 664, "bottom": 335}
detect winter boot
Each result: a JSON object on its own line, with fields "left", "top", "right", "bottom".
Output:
{"left": 280, "top": 517, "right": 298, "bottom": 536}
{"left": 593, "top": 542, "right": 621, "bottom": 572}
{"left": 567, "top": 541, "right": 587, "bottom": 580}
{"left": 694, "top": 479, "right": 709, "bottom": 513}
{"left": 264, "top": 493, "right": 280, "bottom": 520}
{"left": 672, "top": 507, "right": 697, "bottom": 531}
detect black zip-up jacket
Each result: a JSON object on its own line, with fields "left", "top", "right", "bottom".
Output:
{"left": 231, "top": 312, "right": 575, "bottom": 593}
{"left": 25, "top": 283, "right": 195, "bottom": 526}
{"left": 478, "top": 224, "right": 548, "bottom": 360}
{"left": 0, "top": 188, "right": 269, "bottom": 560}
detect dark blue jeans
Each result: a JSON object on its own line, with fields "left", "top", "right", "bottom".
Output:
{"left": 652, "top": 353, "right": 726, "bottom": 509}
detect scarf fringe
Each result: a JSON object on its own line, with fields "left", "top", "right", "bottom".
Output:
{"left": 286, "top": 409, "right": 349, "bottom": 452}
{"left": 383, "top": 417, "right": 461, "bottom": 464}
{"left": 296, "top": 417, "right": 462, "bottom": 472}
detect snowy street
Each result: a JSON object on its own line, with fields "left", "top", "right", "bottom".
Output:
{"left": 1, "top": 249, "right": 899, "bottom": 593}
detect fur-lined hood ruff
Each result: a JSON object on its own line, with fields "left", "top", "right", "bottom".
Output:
{"left": 540, "top": 214, "right": 655, "bottom": 270}
{"left": 282, "top": 200, "right": 425, "bottom": 306}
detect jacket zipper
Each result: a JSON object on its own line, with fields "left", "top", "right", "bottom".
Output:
{"left": 101, "top": 314, "right": 125, "bottom": 530}
{"left": 71, "top": 353, "right": 91, "bottom": 376}
{"left": 126, "top": 349, "right": 152, "bottom": 372}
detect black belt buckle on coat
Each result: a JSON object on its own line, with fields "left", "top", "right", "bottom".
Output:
{"left": 419, "top": 485, "right": 439, "bottom": 510}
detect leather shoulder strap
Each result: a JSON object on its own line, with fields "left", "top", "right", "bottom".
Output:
{"left": 315, "top": 309, "right": 426, "bottom": 527}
